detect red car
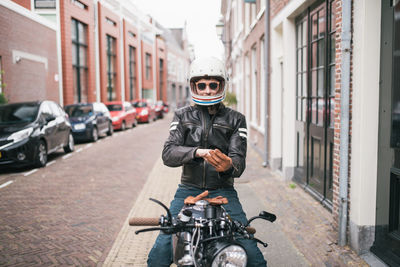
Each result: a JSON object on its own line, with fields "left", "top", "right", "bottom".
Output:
{"left": 154, "top": 100, "right": 169, "bottom": 119}
{"left": 132, "top": 99, "right": 156, "bottom": 123}
{"left": 105, "top": 101, "right": 137, "bottom": 130}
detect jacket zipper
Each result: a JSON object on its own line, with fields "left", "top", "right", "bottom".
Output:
{"left": 213, "top": 123, "right": 233, "bottom": 131}
{"left": 201, "top": 110, "right": 207, "bottom": 188}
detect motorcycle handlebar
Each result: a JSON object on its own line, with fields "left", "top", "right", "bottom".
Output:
{"left": 129, "top": 217, "right": 160, "bottom": 226}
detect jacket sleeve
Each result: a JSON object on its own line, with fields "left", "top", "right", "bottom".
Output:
{"left": 162, "top": 111, "right": 198, "bottom": 167}
{"left": 224, "top": 114, "right": 247, "bottom": 178}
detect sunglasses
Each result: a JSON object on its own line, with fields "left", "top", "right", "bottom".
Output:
{"left": 196, "top": 82, "right": 219, "bottom": 90}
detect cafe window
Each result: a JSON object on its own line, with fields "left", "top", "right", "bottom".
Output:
{"left": 106, "top": 35, "right": 117, "bottom": 101}
{"left": 71, "top": 19, "right": 88, "bottom": 103}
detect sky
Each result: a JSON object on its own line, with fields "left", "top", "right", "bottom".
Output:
{"left": 132, "top": 0, "right": 224, "bottom": 60}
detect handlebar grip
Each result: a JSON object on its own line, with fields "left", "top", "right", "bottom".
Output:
{"left": 129, "top": 217, "right": 160, "bottom": 226}
{"left": 245, "top": 226, "right": 256, "bottom": 234}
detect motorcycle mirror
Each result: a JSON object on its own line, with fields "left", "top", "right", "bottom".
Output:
{"left": 246, "top": 211, "right": 277, "bottom": 226}
{"left": 259, "top": 211, "right": 276, "bottom": 223}
{"left": 149, "top": 198, "right": 172, "bottom": 221}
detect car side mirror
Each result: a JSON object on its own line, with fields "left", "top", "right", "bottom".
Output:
{"left": 46, "top": 115, "right": 56, "bottom": 123}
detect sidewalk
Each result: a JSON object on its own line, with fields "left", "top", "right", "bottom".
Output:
{"left": 103, "top": 146, "right": 369, "bottom": 267}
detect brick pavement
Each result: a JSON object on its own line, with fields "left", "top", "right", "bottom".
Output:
{"left": 103, "top": 144, "right": 369, "bottom": 266}
{"left": 0, "top": 118, "right": 171, "bottom": 267}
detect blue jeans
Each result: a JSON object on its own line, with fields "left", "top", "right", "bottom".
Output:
{"left": 147, "top": 184, "right": 267, "bottom": 267}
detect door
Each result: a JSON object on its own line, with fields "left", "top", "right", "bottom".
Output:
{"left": 294, "top": 0, "right": 336, "bottom": 206}
{"left": 371, "top": 0, "right": 400, "bottom": 264}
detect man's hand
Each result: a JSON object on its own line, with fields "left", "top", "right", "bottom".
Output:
{"left": 204, "top": 149, "right": 232, "bottom": 172}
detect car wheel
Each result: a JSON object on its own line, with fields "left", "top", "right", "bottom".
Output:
{"left": 91, "top": 127, "right": 98, "bottom": 142}
{"left": 121, "top": 121, "right": 126, "bottom": 131}
{"left": 34, "top": 140, "right": 47, "bottom": 168}
{"left": 107, "top": 122, "right": 113, "bottom": 136}
{"left": 64, "top": 133, "right": 74, "bottom": 153}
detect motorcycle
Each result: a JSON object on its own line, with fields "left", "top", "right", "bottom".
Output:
{"left": 129, "top": 190, "right": 276, "bottom": 267}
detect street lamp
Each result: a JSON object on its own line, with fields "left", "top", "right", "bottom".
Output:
{"left": 215, "top": 18, "right": 224, "bottom": 41}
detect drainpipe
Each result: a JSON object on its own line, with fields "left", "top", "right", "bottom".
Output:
{"left": 94, "top": 1, "right": 101, "bottom": 102}
{"left": 338, "top": 0, "right": 352, "bottom": 247}
{"left": 263, "top": 0, "right": 270, "bottom": 167}
{"left": 119, "top": 4, "right": 125, "bottom": 101}
{"left": 55, "top": 0, "right": 63, "bottom": 105}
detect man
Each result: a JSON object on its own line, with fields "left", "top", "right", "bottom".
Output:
{"left": 147, "top": 57, "right": 267, "bottom": 266}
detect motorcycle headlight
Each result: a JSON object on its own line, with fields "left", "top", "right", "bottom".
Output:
{"left": 140, "top": 109, "right": 149, "bottom": 116}
{"left": 210, "top": 244, "right": 247, "bottom": 267}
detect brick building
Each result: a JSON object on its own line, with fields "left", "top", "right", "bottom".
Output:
{"left": 0, "top": 1, "right": 59, "bottom": 103}
{"left": 220, "top": 0, "right": 400, "bottom": 265}
{"left": 2, "top": 0, "right": 189, "bottom": 108}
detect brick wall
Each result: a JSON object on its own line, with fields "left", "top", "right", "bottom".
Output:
{"left": 141, "top": 41, "right": 154, "bottom": 91}
{"left": 0, "top": 5, "right": 58, "bottom": 103}
{"left": 12, "top": 0, "right": 30, "bottom": 10}
{"left": 123, "top": 19, "right": 139, "bottom": 102}
{"left": 156, "top": 37, "right": 167, "bottom": 102}
{"left": 270, "top": 0, "right": 291, "bottom": 19}
{"left": 98, "top": 2, "right": 121, "bottom": 102}
{"left": 60, "top": 0, "right": 95, "bottom": 105}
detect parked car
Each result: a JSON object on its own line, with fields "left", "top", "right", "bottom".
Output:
{"left": 132, "top": 99, "right": 156, "bottom": 123}
{"left": 105, "top": 101, "right": 137, "bottom": 130}
{"left": 162, "top": 101, "right": 169, "bottom": 114}
{"left": 0, "top": 101, "right": 74, "bottom": 167}
{"left": 64, "top": 102, "right": 113, "bottom": 142}
{"left": 154, "top": 100, "right": 166, "bottom": 119}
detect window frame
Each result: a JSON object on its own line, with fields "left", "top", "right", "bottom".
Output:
{"left": 106, "top": 34, "right": 117, "bottom": 101}
{"left": 71, "top": 18, "right": 88, "bottom": 103}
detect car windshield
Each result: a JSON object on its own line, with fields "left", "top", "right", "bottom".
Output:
{"left": 106, "top": 104, "right": 123, "bottom": 111}
{"left": 133, "top": 102, "right": 147, "bottom": 108}
{"left": 65, "top": 105, "right": 93, "bottom": 117}
{"left": 0, "top": 103, "right": 39, "bottom": 125}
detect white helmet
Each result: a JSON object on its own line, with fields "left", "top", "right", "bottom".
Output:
{"left": 188, "top": 57, "right": 228, "bottom": 106}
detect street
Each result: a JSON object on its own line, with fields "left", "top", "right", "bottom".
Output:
{"left": 0, "top": 113, "right": 370, "bottom": 266}
{"left": 0, "top": 117, "right": 171, "bottom": 266}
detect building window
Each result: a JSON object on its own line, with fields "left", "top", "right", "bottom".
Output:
{"left": 251, "top": 45, "right": 257, "bottom": 124}
{"left": 328, "top": 1, "right": 336, "bottom": 128}
{"left": 159, "top": 58, "right": 164, "bottom": 100}
{"left": 0, "top": 56, "right": 3, "bottom": 93}
{"left": 71, "top": 19, "right": 88, "bottom": 103}
{"left": 260, "top": 38, "right": 265, "bottom": 128}
{"left": 296, "top": 17, "right": 308, "bottom": 122}
{"left": 129, "top": 46, "right": 136, "bottom": 101}
{"left": 106, "top": 35, "right": 117, "bottom": 101}
{"left": 145, "top": 53, "right": 152, "bottom": 80}
{"left": 34, "top": 0, "right": 56, "bottom": 9}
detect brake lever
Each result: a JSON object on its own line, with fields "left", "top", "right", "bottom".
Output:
{"left": 252, "top": 237, "right": 268, "bottom": 247}
{"left": 135, "top": 227, "right": 172, "bottom": 234}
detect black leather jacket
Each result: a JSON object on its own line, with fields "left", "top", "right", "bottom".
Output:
{"left": 162, "top": 104, "right": 247, "bottom": 189}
